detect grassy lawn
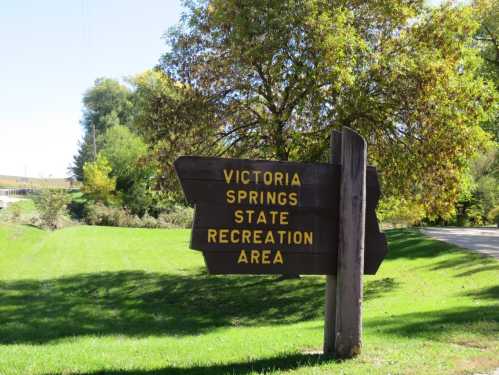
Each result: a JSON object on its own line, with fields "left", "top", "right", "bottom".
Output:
{"left": 0, "top": 224, "right": 497, "bottom": 374}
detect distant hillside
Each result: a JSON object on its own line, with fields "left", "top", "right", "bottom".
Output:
{"left": 0, "top": 175, "right": 78, "bottom": 189}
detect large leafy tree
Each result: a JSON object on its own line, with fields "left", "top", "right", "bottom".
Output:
{"left": 130, "top": 69, "right": 218, "bottom": 202}
{"left": 71, "top": 78, "right": 134, "bottom": 180}
{"left": 162, "top": 0, "right": 496, "bottom": 217}
{"left": 474, "top": 0, "right": 498, "bottom": 141}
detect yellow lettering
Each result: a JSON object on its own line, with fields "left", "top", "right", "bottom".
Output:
{"left": 249, "top": 190, "right": 258, "bottom": 204}
{"left": 264, "top": 231, "right": 275, "bottom": 244}
{"left": 262, "top": 250, "right": 271, "bottom": 264}
{"left": 256, "top": 211, "right": 267, "bottom": 224}
{"left": 230, "top": 230, "right": 240, "bottom": 243}
{"left": 267, "top": 191, "right": 276, "bottom": 205}
{"left": 254, "top": 170, "right": 261, "bottom": 184}
{"left": 226, "top": 190, "right": 235, "bottom": 204}
{"left": 208, "top": 229, "right": 217, "bottom": 243}
{"left": 280, "top": 211, "right": 289, "bottom": 225}
{"left": 278, "top": 192, "right": 287, "bottom": 206}
{"left": 237, "top": 250, "right": 248, "bottom": 264}
{"left": 251, "top": 250, "right": 260, "bottom": 264}
{"left": 273, "top": 250, "right": 284, "bottom": 264}
{"left": 219, "top": 229, "right": 229, "bottom": 243}
{"left": 263, "top": 171, "right": 272, "bottom": 185}
{"left": 278, "top": 230, "right": 286, "bottom": 244}
{"left": 304, "top": 232, "right": 313, "bottom": 245}
{"left": 291, "top": 173, "right": 301, "bottom": 186}
{"left": 237, "top": 190, "right": 248, "bottom": 203}
{"left": 247, "top": 210, "right": 254, "bottom": 224}
{"left": 223, "top": 169, "right": 233, "bottom": 184}
{"left": 288, "top": 192, "right": 298, "bottom": 206}
{"left": 274, "top": 172, "right": 283, "bottom": 185}
{"left": 253, "top": 230, "right": 262, "bottom": 244}
{"left": 234, "top": 210, "right": 243, "bottom": 224}
{"left": 242, "top": 230, "right": 251, "bottom": 243}
{"left": 293, "top": 231, "right": 303, "bottom": 244}
{"left": 241, "top": 170, "right": 250, "bottom": 184}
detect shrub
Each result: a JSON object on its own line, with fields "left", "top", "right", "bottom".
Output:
{"left": 82, "top": 155, "right": 117, "bottom": 204}
{"left": 158, "top": 205, "right": 194, "bottom": 228}
{"left": 34, "top": 190, "right": 70, "bottom": 230}
{"left": 84, "top": 201, "right": 120, "bottom": 226}
{"left": 67, "top": 194, "right": 88, "bottom": 221}
{"left": 0, "top": 199, "right": 38, "bottom": 224}
{"left": 84, "top": 202, "right": 149, "bottom": 228}
{"left": 467, "top": 204, "right": 484, "bottom": 226}
{"left": 377, "top": 197, "right": 425, "bottom": 228}
{"left": 139, "top": 213, "right": 156, "bottom": 228}
{"left": 9, "top": 202, "right": 23, "bottom": 221}
{"left": 488, "top": 206, "right": 499, "bottom": 227}
{"left": 82, "top": 201, "right": 193, "bottom": 229}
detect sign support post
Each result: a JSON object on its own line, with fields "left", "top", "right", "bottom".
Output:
{"left": 174, "top": 126, "right": 386, "bottom": 358}
{"left": 323, "top": 130, "right": 341, "bottom": 356}
{"left": 334, "top": 127, "right": 367, "bottom": 358}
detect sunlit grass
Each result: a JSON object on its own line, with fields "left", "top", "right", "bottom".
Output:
{"left": 0, "top": 224, "right": 497, "bottom": 374}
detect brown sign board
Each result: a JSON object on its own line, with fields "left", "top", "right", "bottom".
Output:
{"left": 174, "top": 156, "right": 387, "bottom": 275}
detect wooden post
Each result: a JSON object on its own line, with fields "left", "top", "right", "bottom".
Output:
{"left": 334, "top": 127, "right": 367, "bottom": 359}
{"left": 323, "top": 130, "right": 341, "bottom": 356}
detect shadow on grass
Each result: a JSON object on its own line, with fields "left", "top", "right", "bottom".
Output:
{"left": 385, "top": 229, "right": 498, "bottom": 276}
{"left": 0, "top": 270, "right": 397, "bottom": 344}
{"left": 365, "top": 304, "right": 499, "bottom": 340}
{"left": 465, "top": 285, "right": 499, "bottom": 300}
{"left": 43, "top": 353, "right": 332, "bottom": 375}
{"left": 384, "top": 229, "right": 461, "bottom": 260}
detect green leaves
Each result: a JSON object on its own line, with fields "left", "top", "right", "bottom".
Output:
{"left": 82, "top": 155, "right": 117, "bottom": 205}
{"left": 160, "top": 0, "right": 497, "bottom": 218}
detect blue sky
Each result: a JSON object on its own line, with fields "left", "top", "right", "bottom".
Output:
{"left": 0, "top": 0, "right": 446, "bottom": 178}
{"left": 0, "top": 0, "right": 182, "bottom": 178}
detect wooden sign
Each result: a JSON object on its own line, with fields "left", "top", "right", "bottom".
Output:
{"left": 174, "top": 155, "right": 387, "bottom": 275}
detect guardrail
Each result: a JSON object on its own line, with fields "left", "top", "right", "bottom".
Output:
{"left": 0, "top": 188, "right": 36, "bottom": 197}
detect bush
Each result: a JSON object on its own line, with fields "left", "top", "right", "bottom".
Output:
{"left": 466, "top": 204, "right": 484, "bottom": 226}
{"left": 81, "top": 155, "right": 117, "bottom": 204}
{"left": 84, "top": 202, "right": 145, "bottom": 228}
{"left": 83, "top": 202, "right": 193, "bottom": 229}
{"left": 34, "top": 190, "right": 71, "bottom": 230}
{"left": 9, "top": 202, "right": 23, "bottom": 221}
{"left": 84, "top": 202, "right": 123, "bottom": 226}
{"left": 67, "top": 192, "right": 87, "bottom": 220}
{"left": 158, "top": 205, "right": 194, "bottom": 228}
{"left": 141, "top": 213, "right": 158, "bottom": 228}
{"left": 488, "top": 206, "right": 499, "bottom": 227}
{"left": 0, "top": 199, "right": 38, "bottom": 224}
{"left": 377, "top": 197, "right": 425, "bottom": 228}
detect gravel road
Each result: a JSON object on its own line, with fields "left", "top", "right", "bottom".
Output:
{"left": 421, "top": 227, "right": 499, "bottom": 259}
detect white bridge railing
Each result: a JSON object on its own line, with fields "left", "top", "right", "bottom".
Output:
{"left": 0, "top": 188, "right": 35, "bottom": 197}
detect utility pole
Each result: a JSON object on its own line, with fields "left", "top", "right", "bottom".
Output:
{"left": 92, "top": 122, "right": 97, "bottom": 160}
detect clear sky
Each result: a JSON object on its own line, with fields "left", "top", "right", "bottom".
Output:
{"left": 0, "top": 0, "right": 182, "bottom": 178}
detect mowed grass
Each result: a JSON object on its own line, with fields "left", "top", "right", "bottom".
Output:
{"left": 0, "top": 224, "right": 497, "bottom": 375}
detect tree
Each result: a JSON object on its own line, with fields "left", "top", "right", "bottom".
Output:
{"left": 130, "top": 69, "right": 218, "bottom": 202}
{"left": 474, "top": 0, "right": 498, "bottom": 141}
{"left": 81, "top": 154, "right": 117, "bottom": 204}
{"left": 71, "top": 78, "right": 134, "bottom": 180}
{"left": 99, "top": 125, "right": 155, "bottom": 215}
{"left": 99, "top": 125, "right": 149, "bottom": 187}
{"left": 162, "top": 0, "right": 497, "bottom": 218}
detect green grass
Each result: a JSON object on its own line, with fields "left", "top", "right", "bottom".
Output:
{"left": 0, "top": 224, "right": 497, "bottom": 375}
{"left": 0, "top": 199, "right": 37, "bottom": 221}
